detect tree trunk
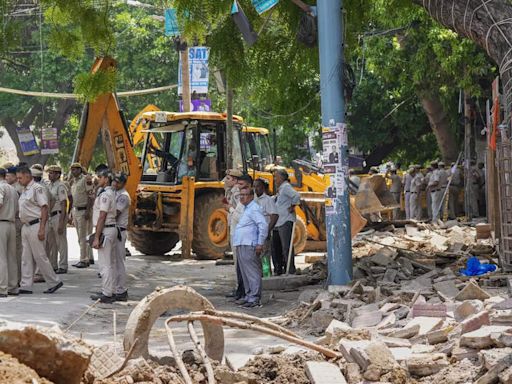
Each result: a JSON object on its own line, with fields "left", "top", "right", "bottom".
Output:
{"left": 420, "top": 93, "right": 459, "bottom": 163}
{"left": 412, "top": 0, "right": 512, "bottom": 125}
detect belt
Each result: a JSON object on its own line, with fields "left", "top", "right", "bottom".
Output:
{"left": 27, "top": 218, "right": 40, "bottom": 226}
{"left": 405, "top": 190, "right": 410, "bottom": 193}
{"left": 119, "top": 227, "right": 127, "bottom": 232}
{"left": 105, "top": 224, "right": 116, "bottom": 228}
{"left": 0, "top": 219, "right": 12, "bottom": 223}
{"left": 75, "top": 206, "right": 87, "bottom": 211}
{"left": 431, "top": 189, "right": 440, "bottom": 193}
{"left": 50, "top": 210, "right": 61, "bottom": 217}
{"left": 410, "top": 192, "right": 418, "bottom": 194}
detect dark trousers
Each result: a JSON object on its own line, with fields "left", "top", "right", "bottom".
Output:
{"left": 271, "top": 221, "right": 296, "bottom": 275}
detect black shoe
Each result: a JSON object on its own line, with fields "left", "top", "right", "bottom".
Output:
{"left": 0, "top": 294, "right": 7, "bottom": 298}
{"left": 97, "top": 273, "right": 102, "bottom": 278}
{"left": 241, "top": 301, "right": 261, "bottom": 308}
{"left": 44, "top": 281, "right": 63, "bottom": 294}
{"left": 7, "top": 291, "right": 18, "bottom": 296}
{"left": 73, "top": 261, "right": 89, "bottom": 268}
{"left": 19, "top": 289, "right": 33, "bottom": 294}
{"left": 115, "top": 291, "right": 128, "bottom": 302}
{"left": 125, "top": 248, "right": 131, "bottom": 257}
{"left": 90, "top": 293, "right": 115, "bottom": 303}
{"left": 55, "top": 268, "right": 67, "bottom": 274}
{"left": 234, "top": 298, "right": 247, "bottom": 305}
{"left": 89, "top": 259, "right": 95, "bottom": 265}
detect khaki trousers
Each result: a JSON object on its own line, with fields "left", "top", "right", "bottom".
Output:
{"left": 431, "top": 190, "right": 442, "bottom": 221}
{"left": 115, "top": 230, "right": 127, "bottom": 295}
{"left": 409, "top": 193, "right": 420, "bottom": 220}
{"left": 15, "top": 218, "right": 22, "bottom": 282}
{"left": 0, "top": 221, "right": 18, "bottom": 294}
{"left": 48, "top": 214, "right": 68, "bottom": 270}
{"left": 98, "top": 227, "right": 118, "bottom": 297}
{"left": 73, "top": 209, "right": 90, "bottom": 263}
{"left": 20, "top": 224, "right": 60, "bottom": 291}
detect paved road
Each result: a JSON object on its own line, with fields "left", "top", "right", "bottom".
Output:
{"left": 0, "top": 228, "right": 316, "bottom": 359}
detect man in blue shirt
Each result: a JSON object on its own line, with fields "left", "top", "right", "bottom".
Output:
{"left": 233, "top": 179, "right": 268, "bottom": 308}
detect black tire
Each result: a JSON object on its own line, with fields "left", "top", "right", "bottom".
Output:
{"left": 129, "top": 228, "right": 179, "bottom": 256}
{"left": 193, "top": 192, "right": 229, "bottom": 260}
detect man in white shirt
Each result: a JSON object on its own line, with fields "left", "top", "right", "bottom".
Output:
{"left": 113, "top": 172, "right": 130, "bottom": 302}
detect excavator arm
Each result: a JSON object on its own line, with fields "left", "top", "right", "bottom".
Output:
{"left": 72, "top": 57, "right": 142, "bottom": 202}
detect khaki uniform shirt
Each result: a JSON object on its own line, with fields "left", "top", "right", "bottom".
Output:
{"left": 438, "top": 169, "right": 449, "bottom": 188}
{"left": 93, "top": 186, "right": 117, "bottom": 226}
{"left": 411, "top": 174, "right": 424, "bottom": 194}
{"left": 403, "top": 173, "right": 413, "bottom": 192}
{"left": 19, "top": 180, "right": 48, "bottom": 224}
{"left": 71, "top": 174, "right": 92, "bottom": 208}
{"left": 115, "top": 188, "right": 131, "bottom": 228}
{"left": 427, "top": 169, "right": 441, "bottom": 190}
{"left": 0, "top": 180, "right": 18, "bottom": 222}
{"left": 49, "top": 180, "right": 68, "bottom": 214}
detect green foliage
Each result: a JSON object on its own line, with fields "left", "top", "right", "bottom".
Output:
{"left": 74, "top": 68, "right": 117, "bottom": 102}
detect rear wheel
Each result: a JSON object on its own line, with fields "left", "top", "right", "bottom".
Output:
{"left": 129, "top": 229, "right": 180, "bottom": 255}
{"left": 193, "top": 192, "right": 229, "bottom": 260}
{"left": 293, "top": 216, "right": 308, "bottom": 255}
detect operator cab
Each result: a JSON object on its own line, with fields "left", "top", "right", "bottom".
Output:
{"left": 241, "top": 126, "right": 274, "bottom": 172}
{"left": 139, "top": 111, "right": 245, "bottom": 184}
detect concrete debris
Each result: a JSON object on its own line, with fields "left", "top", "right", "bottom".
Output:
{"left": 455, "top": 281, "right": 492, "bottom": 301}
{"left": 305, "top": 361, "right": 347, "bottom": 384}
{"left": 0, "top": 326, "right": 91, "bottom": 384}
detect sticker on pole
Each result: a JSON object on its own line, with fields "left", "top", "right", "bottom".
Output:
{"left": 252, "top": 0, "right": 279, "bottom": 14}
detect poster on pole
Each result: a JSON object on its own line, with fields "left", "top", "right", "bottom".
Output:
{"left": 251, "top": 0, "right": 279, "bottom": 14}
{"left": 164, "top": 9, "right": 180, "bottom": 37}
{"left": 179, "top": 99, "right": 212, "bottom": 112}
{"left": 178, "top": 47, "right": 209, "bottom": 95}
{"left": 41, "top": 126, "right": 59, "bottom": 155}
{"left": 16, "top": 127, "right": 39, "bottom": 156}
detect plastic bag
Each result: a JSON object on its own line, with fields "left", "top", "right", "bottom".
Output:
{"left": 459, "top": 256, "right": 497, "bottom": 276}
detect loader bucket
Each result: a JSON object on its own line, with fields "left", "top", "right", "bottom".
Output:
{"left": 355, "top": 175, "right": 400, "bottom": 215}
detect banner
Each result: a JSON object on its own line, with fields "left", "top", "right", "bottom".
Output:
{"left": 41, "top": 126, "right": 59, "bottom": 155}
{"left": 252, "top": 0, "right": 279, "bottom": 14}
{"left": 178, "top": 47, "right": 209, "bottom": 95}
{"left": 164, "top": 9, "right": 180, "bottom": 37}
{"left": 231, "top": 1, "right": 258, "bottom": 46}
{"left": 16, "top": 127, "right": 39, "bottom": 156}
{"left": 179, "top": 99, "right": 212, "bottom": 112}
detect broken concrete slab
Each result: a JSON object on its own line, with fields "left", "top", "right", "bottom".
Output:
{"left": 226, "top": 353, "right": 254, "bottom": 372}
{"left": 460, "top": 326, "right": 512, "bottom": 349}
{"left": 433, "top": 280, "right": 459, "bottom": 300}
{"left": 389, "top": 324, "right": 420, "bottom": 339}
{"left": 382, "top": 269, "right": 398, "bottom": 283}
{"left": 351, "top": 311, "right": 383, "bottom": 328}
{"left": 451, "top": 346, "right": 479, "bottom": 361}
{"left": 474, "top": 352, "right": 512, "bottom": 384}
{"left": 343, "top": 363, "right": 362, "bottom": 384}
{"left": 377, "top": 336, "right": 412, "bottom": 348}
{"left": 455, "top": 300, "right": 485, "bottom": 322}
{"left": 411, "top": 303, "right": 447, "bottom": 318}
{"left": 426, "top": 327, "right": 451, "bottom": 345}
{"left": 370, "top": 247, "right": 397, "bottom": 266}
{"left": 304, "top": 254, "right": 326, "bottom": 264}
{"left": 262, "top": 275, "right": 311, "bottom": 291}
{"left": 389, "top": 347, "right": 413, "bottom": 362}
{"left": 364, "top": 342, "right": 399, "bottom": 372}
{"left": 305, "top": 361, "right": 347, "bottom": 384}
{"left": 338, "top": 340, "right": 371, "bottom": 367}
{"left": 406, "top": 353, "right": 449, "bottom": 377}
{"left": 455, "top": 281, "right": 491, "bottom": 301}
{"left": 404, "top": 316, "right": 444, "bottom": 336}
{"left": 325, "top": 320, "right": 352, "bottom": 338}
{"left": 499, "top": 366, "right": 512, "bottom": 383}
{"left": 480, "top": 348, "right": 512, "bottom": 370}
{"left": 0, "top": 326, "right": 92, "bottom": 384}
{"left": 461, "top": 311, "right": 491, "bottom": 334}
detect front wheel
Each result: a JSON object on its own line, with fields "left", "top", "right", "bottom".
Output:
{"left": 193, "top": 192, "right": 229, "bottom": 259}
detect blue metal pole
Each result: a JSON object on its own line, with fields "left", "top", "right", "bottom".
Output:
{"left": 317, "top": 0, "right": 352, "bottom": 286}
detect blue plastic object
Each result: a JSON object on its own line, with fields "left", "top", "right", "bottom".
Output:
{"left": 459, "top": 256, "right": 497, "bottom": 276}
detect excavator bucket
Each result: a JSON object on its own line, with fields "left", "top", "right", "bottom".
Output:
{"left": 355, "top": 175, "right": 400, "bottom": 215}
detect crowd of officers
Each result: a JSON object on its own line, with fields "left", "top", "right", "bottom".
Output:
{"left": 0, "top": 161, "right": 131, "bottom": 304}
{"left": 383, "top": 160, "right": 486, "bottom": 222}
{"left": 223, "top": 168, "right": 300, "bottom": 308}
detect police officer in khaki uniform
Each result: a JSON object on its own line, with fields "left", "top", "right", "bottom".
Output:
{"left": 90, "top": 169, "right": 118, "bottom": 303}
{"left": 113, "top": 173, "right": 130, "bottom": 301}
{"left": 3, "top": 163, "right": 22, "bottom": 283}
{"left": 47, "top": 165, "right": 68, "bottom": 274}
{"left": 16, "top": 166, "right": 62, "bottom": 294}
{"left": 0, "top": 167, "right": 19, "bottom": 297}
{"left": 70, "top": 162, "right": 93, "bottom": 268}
